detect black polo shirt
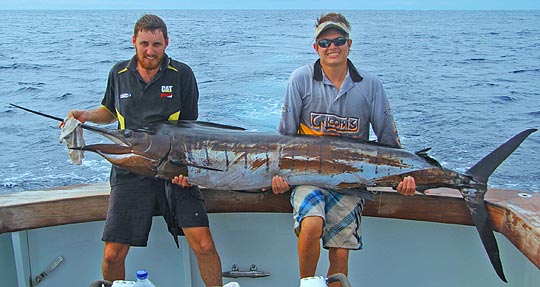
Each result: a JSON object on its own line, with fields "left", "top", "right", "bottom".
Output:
{"left": 100, "top": 54, "right": 199, "bottom": 184}
{"left": 101, "top": 53, "right": 198, "bottom": 129}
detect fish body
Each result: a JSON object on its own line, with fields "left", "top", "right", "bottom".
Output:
{"left": 80, "top": 121, "right": 536, "bottom": 283}
{"left": 8, "top": 104, "right": 538, "bottom": 283}
{"left": 82, "top": 121, "right": 462, "bottom": 193}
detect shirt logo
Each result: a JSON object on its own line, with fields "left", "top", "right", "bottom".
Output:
{"left": 119, "top": 93, "right": 131, "bottom": 99}
{"left": 160, "top": 85, "right": 173, "bottom": 98}
{"left": 310, "top": 112, "right": 359, "bottom": 134}
{"left": 281, "top": 104, "right": 291, "bottom": 113}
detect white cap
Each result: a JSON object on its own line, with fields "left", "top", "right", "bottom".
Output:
{"left": 314, "top": 21, "right": 350, "bottom": 39}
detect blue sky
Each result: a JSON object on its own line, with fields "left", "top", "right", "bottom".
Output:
{"left": 1, "top": 0, "right": 539, "bottom": 10}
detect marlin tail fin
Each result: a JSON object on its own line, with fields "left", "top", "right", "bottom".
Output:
{"left": 461, "top": 128, "right": 536, "bottom": 283}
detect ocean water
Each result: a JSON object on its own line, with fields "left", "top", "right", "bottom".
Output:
{"left": 0, "top": 10, "right": 539, "bottom": 194}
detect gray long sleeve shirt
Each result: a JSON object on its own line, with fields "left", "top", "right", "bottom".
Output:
{"left": 279, "top": 59, "right": 401, "bottom": 148}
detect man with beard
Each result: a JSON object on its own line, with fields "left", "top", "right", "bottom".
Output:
{"left": 65, "top": 14, "right": 232, "bottom": 287}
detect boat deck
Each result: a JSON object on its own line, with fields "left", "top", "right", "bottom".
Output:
{"left": 0, "top": 183, "right": 539, "bottom": 270}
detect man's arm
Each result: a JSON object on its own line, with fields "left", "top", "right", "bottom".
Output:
{"left": 173, "top": 64, "right": 199, "bottom": 187}
{"left": 67, "top": 106, "right": 117, "bottom": 125}
{"left": 179, "top": 64, "right": 199, "bottom": 120}
{"left": 370, "top": 80, "right": 416, "bottom": 196}
{"left": 273, "top": 72, "right": 306, "bottom": 193}
{"left": 278, "top": 72, "right": 304, "bottom": 136}
{"left": 370, "top": 81, "right": 401, "bottom": 148}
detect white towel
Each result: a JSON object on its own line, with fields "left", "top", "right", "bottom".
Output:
{"left": 59, "top": 118, "right": 85, "bottom": 165}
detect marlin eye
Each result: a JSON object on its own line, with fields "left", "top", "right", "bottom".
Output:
{"left": 122, "top": 130, "right": 133, "bottom": 138}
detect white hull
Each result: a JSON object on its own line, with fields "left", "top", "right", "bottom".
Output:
{"left": 2, "top": 213, "right": 539, "bottom": 287}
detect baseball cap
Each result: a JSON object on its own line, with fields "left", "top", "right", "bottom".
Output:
{"left": 314, "top": 21, "right": 350, "bottom": 39}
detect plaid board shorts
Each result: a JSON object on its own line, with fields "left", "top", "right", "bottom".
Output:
{"left": 291, "top": 185, "right": 365, "bottom": 250}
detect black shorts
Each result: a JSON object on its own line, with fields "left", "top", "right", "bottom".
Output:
{"left": 102, "top": 177, "right": 209, "bottom": 247}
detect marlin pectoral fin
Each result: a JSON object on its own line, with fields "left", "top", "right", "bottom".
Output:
{"left": 169, "top": 158, "right": 224, "bottom": 172}
{"left": 462, "top": 188, "right": 507, "bottom": 283}
{"left": 79, "top": 144, "right": 133, "bottom": 154}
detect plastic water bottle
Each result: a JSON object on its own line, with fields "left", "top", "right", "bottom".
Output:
{"left": 133, "top": 270, "right": 156, "bottom": 287}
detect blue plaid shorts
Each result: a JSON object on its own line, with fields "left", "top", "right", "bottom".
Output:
{"left": 291, "top": 185, "right": 365, "bottom": 250}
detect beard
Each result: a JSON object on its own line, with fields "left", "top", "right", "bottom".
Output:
{"left": 136, "top": 51, "right": 164, "bottom": 71}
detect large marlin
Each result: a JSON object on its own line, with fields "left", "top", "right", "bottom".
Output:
{"left": 10, "top": 104, "right": 537, "bottom": 282}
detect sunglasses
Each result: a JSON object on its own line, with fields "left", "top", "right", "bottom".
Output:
{"left": 316, "top": 37, "right": 349, "bottom": 48}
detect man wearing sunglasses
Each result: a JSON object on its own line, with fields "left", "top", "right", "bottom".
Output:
{"left": 272, "top": 12, "right": 417, "bottom": 286}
